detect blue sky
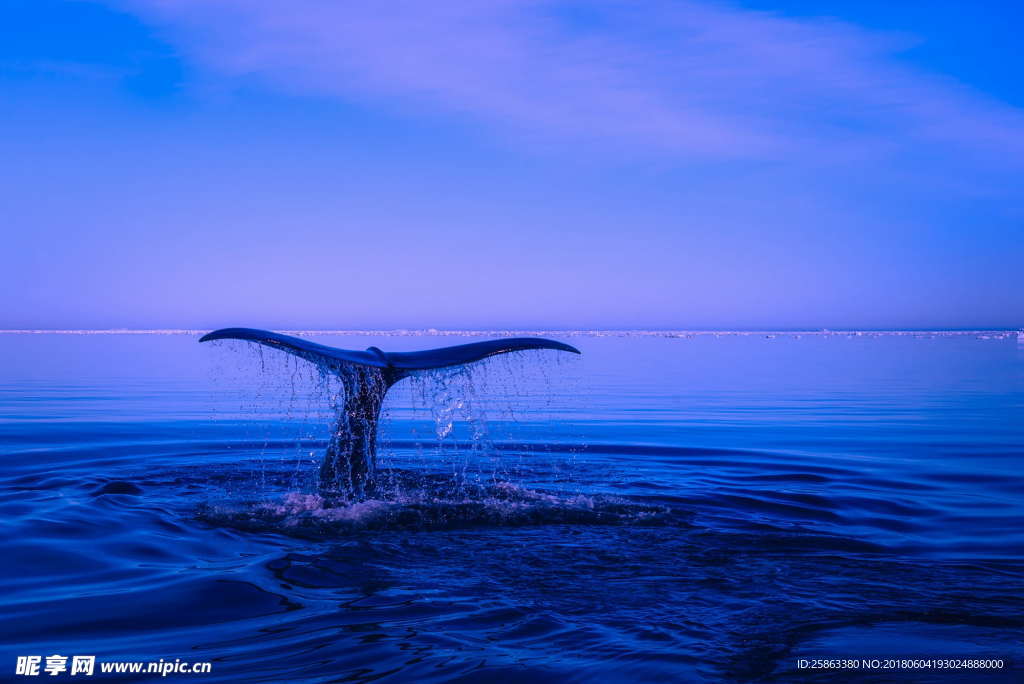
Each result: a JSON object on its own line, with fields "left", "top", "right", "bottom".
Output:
{"left": 1, "top": 0, "right": 1021, "bottom": 329}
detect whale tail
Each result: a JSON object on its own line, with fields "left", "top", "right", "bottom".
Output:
{"left": 199, "top": 328, "right": 580, "bottom": 495}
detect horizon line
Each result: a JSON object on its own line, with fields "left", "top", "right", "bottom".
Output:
{"left": 0, "top": 328, "right": 1020, "bottom": 336}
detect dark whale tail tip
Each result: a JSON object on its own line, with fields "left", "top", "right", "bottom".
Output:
{"left": 199, "top": 327, "right": 579, "bottom": 496}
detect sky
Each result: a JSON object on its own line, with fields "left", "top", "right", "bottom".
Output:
{"left": 1, "top": 0, "right": 1021, "bottom": 330}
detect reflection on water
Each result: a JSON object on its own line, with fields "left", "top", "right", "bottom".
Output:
{"left": 0, "top": 332, "right": 1022, "bottom": 682}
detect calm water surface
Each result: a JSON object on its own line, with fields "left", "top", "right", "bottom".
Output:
{"left": 1, "top": 333, "right": 1022, "bottom": 682}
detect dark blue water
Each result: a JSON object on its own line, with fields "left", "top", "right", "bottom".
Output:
{"left": 1, "top": 332, "right": 1022, "bottom": 682}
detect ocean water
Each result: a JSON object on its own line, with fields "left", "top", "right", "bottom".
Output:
{"left": 1, "top": 332, "right": 1022, "bottom": 682}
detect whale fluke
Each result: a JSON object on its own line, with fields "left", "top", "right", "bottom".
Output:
{"left": 200, "top": 328, "right": 580, "bottom": 495}
{"left": 199, "top": 328, "right": 579, "bottom": 372}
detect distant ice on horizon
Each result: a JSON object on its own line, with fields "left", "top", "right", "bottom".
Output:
{"left": 0, "top": 329, "right": 1019, "bottom": 340}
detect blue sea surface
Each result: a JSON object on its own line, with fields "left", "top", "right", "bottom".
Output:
{"left": 1, "top": 332, "right": 1022, "bottom": 682}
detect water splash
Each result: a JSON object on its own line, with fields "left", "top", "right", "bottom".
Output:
{"left": 198, "top": 480, "right": 677, "bottom": 536}
{"left": 204, "top": 339, "right": 583, "bottom": 508}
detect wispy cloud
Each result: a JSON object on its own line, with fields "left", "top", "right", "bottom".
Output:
{"left": 114, "top": 0, "right": 1024, "bottom": 165}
